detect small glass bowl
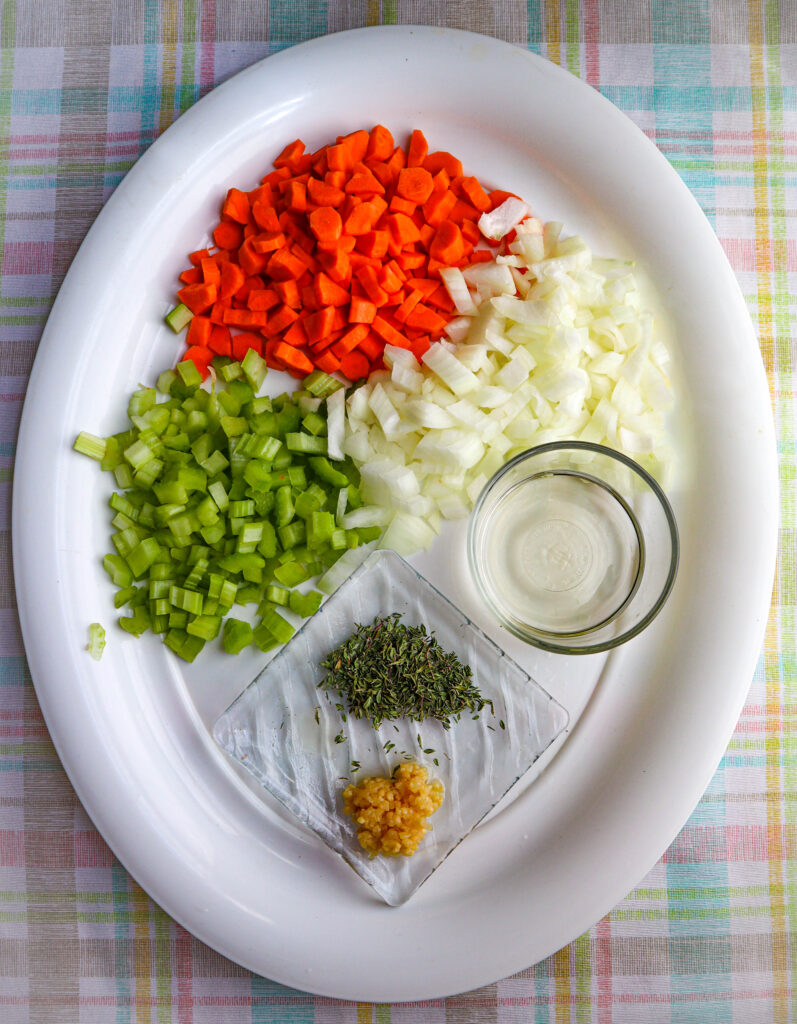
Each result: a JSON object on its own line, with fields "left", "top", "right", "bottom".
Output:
{"left": 468, "top": 442, "right": 679, "bottom": 654}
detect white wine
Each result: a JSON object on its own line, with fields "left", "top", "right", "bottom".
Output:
{"left": 480, "top": 471, "right": 643, "bottom": 635}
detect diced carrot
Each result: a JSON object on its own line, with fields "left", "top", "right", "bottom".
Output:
{"left": 461, "top": 218, "right": 481, "bottom": 245}
{"left": 238, "top": 237, "right": 269, "bottom": 276}
{"left": 387, "top": 212, "right": 421, "bottom": 247}
{"left": 396, "top": 251, "right": 427, "bottom": 271}
{"left": 431, "top": 169, "right": 450, "bottom": 194}
{"left": 266, "top": 248, "right": 307, "bottom": 281}
{"left": 430, "top": 220, "right": 465, "bottom": 265}
{"left": 282, "top": 317, "right": 309, "bottom": 347}
{"left": 273, "top": 139, "right": 306, "bottom": 171}
{"left": 349, "top": 251, "right": 382, "bottom": 271}
{"left": 407, "top": 129, "right": 428, "bottom": 168}
{"left": 366, "top": 124, "right": 394, "bottom": 162}
{"left": 405, "top": 303, "right": 447, "bottom": 333}
{"left": 179, "top": 267, "right": 202, "bottom": 285}
{"left": 349, "top": 295, "right": 377, "bottom": 324}
{"left": 251, "top": 231, "right": 286, "bottom": 254}
{"left": 357, "top": 331, "right": 384, "bottom": 361}
{"left": 223, "top": 309, "right": 268, "bottom": 329}
{"left": 315, "top": 350, "right": 341, "bottom": 374}
{"left": 410, "top": 335, "right": 431, "bottom": 361}
{"left": 460, "top": 176, "right": 491, "bottom": 212}
{"left": 268, "top": 304, "right": 300, "bottom": 334}
{"left": 488, "top": 188, "right": 521, "bottom": 209}
{"left": 379, "top": 263, "right": 403, "bottom": 293}
{"left": 186, "top": 315, "right": 213, "bottom": 348}
{"left": 285, "top": 180, "right": 307, "bottom": 213}
{"left": 247, "top": 288, "right": 280, "bottom": 312}
{"left": 371, "top": 315, "right": 411, "bottom": 349}
{"left": 423, "top": 189, "right": 457, "bottom": 227}
{"left": 189, "top": 248, "right": 212, "bottom": 266}
{"left": 213, "top": 221, "right": 243, "bottom": 250}
{"left": 219, "top": 262, "right": 246, "bottom": 301}
{"left": 339, "top": 350, "right": 370, "bottom": 381}
{"left": 209, "top": 300, "right": 227, "bottom": 325}
{"left": 355, "top": 229, "right": 389, "bottom": 259}
{"left": 450, "top": 199, "right": 480, "bottom": 225}
{"left": 423, "top": 151, "right": 463, "bottom": 177}
{"left": 317, "top": 247, "right": 351, "bottom": 285}
{"left": 334, "top": 323, "right": 369, "bottom": 355}
{"left": 307, "top": 177, "right": 345, "bottom": 207}
{"left": 273, "top": 341, "right": 314, "bottom": 375}
{"left": 177, "top": 282, "right": 217, "bottom": 315}
{"left": 253, "top": 201, "right": 280, "bottom": 231}
{"left": 273, "top": 279, "right": 301, "bottom": 308}
{"left": 200, "top": 258, "right": 221, "bottom": 288}
{"left": 232, "top": 332, "right": 263, "bottom": 360}
{"left": 303, "top": 306, "right": 336, "bottom": 344}
{"left": 314, "top": 271, "right": 350, "bottom": 307}
{"left": 356, "top": 265, "right": 390, "bottom": 306}
{"left": 308, "top": 206, "right": 343, "bottom": 243}
{"left": 389, "top": 195, "right": 417, "bottom": 216}
{"left": 222, "top": 187, "right": 251, "bottom": 225}
{"left": 208, "top": 324, "right": 232, "bottom": 357}
{"left": 394, "top": 289, "right": 425, "bottom": 324}
{"left": 345, "top": 163, "right": 385, "bottom": 196}
{"left": 325, "top": 169, "right": 347, "bottom": 190}
{"left": 396, "top": 166, "right": 435, "bottom": 204}
{"left": 248, "top": 183, "right": 274, "bottom": 207}
{"left": 344, "top": 203, "right": 377, "bottom": 236}
{"left": 337, "top": 128, "right": 370, "bottom": 163}
{"left": 262, "top": 166, "right": 291, "bottom": 186}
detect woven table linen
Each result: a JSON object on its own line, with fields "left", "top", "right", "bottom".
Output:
{"left": 1, "top": 1, "right": 794, "bottom": 1021}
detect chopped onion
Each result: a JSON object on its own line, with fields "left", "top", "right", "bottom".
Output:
{"left": 326, "top": 387, "right": 345, "bottom": 461}
{"left": 478, "top": 197, "right": 530, "bottom": 241}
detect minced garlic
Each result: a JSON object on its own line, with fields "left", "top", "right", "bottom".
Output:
{"left": 343, "top": 762, "right": 444, "bottom": 858}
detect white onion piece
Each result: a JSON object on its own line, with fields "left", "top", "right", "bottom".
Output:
{"left": 326, "top": 387, "right": 345, "bottom": 461}
{"left": 439, "top": 267, "right": 478, "bottom": 315}
{"left": 478, "top": 197, "right": 529, "bottom": 240}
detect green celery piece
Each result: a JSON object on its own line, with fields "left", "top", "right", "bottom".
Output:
{"left": 278, "top": 520, "right": 305, "bottom": 550}
{"left": 152, "top": 479, "right": 188, "bottom": 505}
{"left": 248, "top": 395, "right": 272, "bottom": 415}
{"left": 184, "top": 558, "right": 208, "bottom": 590}
{"left": 304, "top": 370, "right": 344, "bottom": 398}
{"left": 357, "top": 525, "right": 382, "bottom": 543}
{"left": 118, "top": 606, "right": 150, "bottom": 636}
{"left": 86, "top": 622, "right": 106, "bottom": 660}
{"left": 169, "top": 586, "right": 203, "bottom": 615}
{"left": 259, "top": 608, "right": 295, "bottom": 644}
{"left": 275, "top": 485, "right": 294, "bottom": 527}
{"left": 222, "top": 618, "right": 253, "bottom": 654}
{"left": 256, "top": 520, "right": 278, "bottom": 559}
{"left": 301, "top": 411, "right": 327, "bottom": 437}
{"left": 220, "top": 361, "right": 243, "bottom": 382}
{"left": 285, "top": 432, "right": 327, "bottom": 455}
{"left": 252, "top": 622, "right": 280, "bottom": 653}
{"left": 273, "top": 562, "right": 309, "bottom": 587}
{"left": 186, "top": 615, "right": 221, "bottom": 641}
{"left": 218, "top": 391, "right": 241, "bottom": 417}
{"left": 113, "top": 586, "right": 137, "bottom": 609}
{"left": 295, "top": 484, "right": 326, "bottom": 518}
{"left": 185, "top": 410, "right": 208, "bottom": 437}
{"left": 196, "top": 495, "right": 219, "bottom": 526}
{"left": 217, "top": 579, "right": 238, "bottom": 612}
{"left": 241, "top": 348, "right": 268, "bottom": 391}
{"left": 149, "top": 562, "right": 175, "bottom": 581}
{"left": 148, "top": 579, "right": 171, "bottom": 599}
{"left": 100, "top": 436, "right": 122, "bottom": 472}
{"left": 229, "top": 499, "right": 255, "bottom": 518}
{"left": 330, "top": 528, "right": 348, "bottom": 550}
{"left": 128, "top": 387, "right": 157, "bottom": 419}
{"left": 252, "top": 491, "right": 275, "bottom": 519}
{"left": 308, "top": 457, "right": 348, "bottom": 488}
{"left": 243, "top": 460, "right": 272, "bottom": 490}
{"left": 151, "top": 598, "right": 171, "bottom": 618}
{"left": 126, "top": 537, "right": 161, "bottom": 578}
{"left": 237, "top": 522, "right": 264, "bottom": 553}
{"left": 208, "top": 480, "right": 228, "bottom": 512}
{"left": 200, "top": 449, "right": 228, "bottom": 476}
{"left": 201, "top": 522, "right": 226, "bottom": 546}
{"left": 177, "top": 465, "right": 207, "bottom": 493}
{"left": 168, "top": 611, "right": 188, "bottom": 629}
{"left": 221, "top": 415, "right": 247, "bottom": 438}
{"left": 308, "top": 510, "right": 335, "bottom": 548}
{"left": 289, "top": 590, "right": 323, "bottom": 618}
{"left": 287, "top": 466, "right": 307, "bottom": 488}
{"left": 177, "top": 359, "right": 202, "bottom": 387}
{"left": 272, "top": 450, "right": 293, "bottom": 470}
{"left": 228, "top": 379, "right": 254, "bottom": 406}
{"left": 265, "top": 585, "right": 290, "bottom": 606}
{"left": 165, "top": 303, "right": 193, "bottom": 333}
{"left": 114, "top": 463, "right": 134, "bottom": 490}
{"left": 157, "top": 369, "right": 178, "bottom": 394}
{"left": 103, "top": 553, "right": 134, "bottom": 588}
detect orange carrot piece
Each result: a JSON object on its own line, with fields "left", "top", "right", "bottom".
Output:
{"left": 334, "top": 323, "right": 370, "bottom": 355}
{"left": 267, "top": 304, "right": 300, "bottom": 334}
{"left": 317, "top": 247, "right": 351, "bottom": 285}
{"left": 356, "top": 265, "right": 390, "bottom": 306}
{"left": 460, "top": 176, "right": 491, "bottom": 212}
{"left": 189, "top": 248, "right": 212, "bottom": 266}
{"left": 423, "top": 151, "right": 463, "bottom": 177}
{"left": 394, "top": 288, "right": 425, "bottom": 324}
{"left": 379, "top": 263, "right": 403, "bottom": 293}
{"left": 410, "top": 335, "right": 431, "bottom": 361}
{"left": 200, "top": 258, "right": 221, "bottom": 288}
{"left": 313, "top": 271, "right": 350, "bottom": 307}
{"left": 405, "top": 303, "right": 447, "bottom": 333}
{"left": 213, "top": 221, "right": 243, "bottom": 250}
{"left": 461, "top": 218, "right": 481, "bottom": 245}
{"left": 407, "top": 129, "right": 428, "bottom": 168}
{"left": 222, "top": 187, "right": 251, "bottom": 225}
{"left": 303, "top": 306, "right": 336, "bottom": 344}
{"left": 252, "top": 201, "right": 280, "bottom": 232}
{"left": 339, "top": 350, "right": 370, "bottom": 380}
{"left": 282, "top": 318, "right": 309, "bottom": 347}
{"left": 251, "top": 231, "right": 286, "bottom": 254}
{"left": 232, "top": 332, "right": 263, "bottom": 360}
{"left": 344, "top": 203, "right": 377, "bottom": 236}
{"left": 177, "top": 282, "right": 217, "bottom": 315}
{"left": 308, "top": 206, "right": 343, "bottom": 243}
{"left": 371, "top": 315, "right": 411, "bottom": 349}
{"left": 247, "top": 288, "right": 280, "bottom": 312}
{"left": 186, "top": 315, "right": 213, "bottom": 348}
{"left": 430, "top": 220, "right": 465, "bottom": 265}
{"left": 337, "top": 129, "right": 370, "bottom": 164}
{"left": 345, "top": 164, "right": 385, "bottom": 196}
{"left": 307, "top": 177, "right": 345, "bottom": 207}
{"left": 179, "top": 267, "right": 202, "bottom": 285}
{"left": 219, "top": 262, "right": 246, "bottom": 301}
{"left": 349, "top": 296, "right": 377, "bottom": 324}
{"left": 273, "top": 279, "right": 302, "bottom": 308}
{"left": 284, "top": 180, "right": 307, "bottom": 213}
{"left": 357, "top": 331, "right": 384, "bottom": 361}
{"left": 366, "top": 124, "right": 394, "bottom": 162}
{"left": 422, "top": 189, "right": 457, "bottom": 227}
{"left": 315, "top": 350, "right": 341, "bottom": 374}
{"left": 266, "top": 248, "right": 307, "bottom": 281}
{"left": 326, "top": 143, "right": 353, "bottom": 173}
{"left": 208, "top": 324, "right": 232, "bottom": 357}
{"left": 396, "top": 166, "right": 435, "bottom": 204}
{"left": 488, "top": 188, "right": 521, "bottom": 209}
{"left": 273, "top": 139, "right": 306, "bottom": 171}
{"left": 223, "top": 309, "right": 268, "bottom": 329}
{"left": 389, "top": 195, "right": 417, "bottom": 216}
{"left": 355, "top": 229, "right": 390, "bottom": 259}
{"left": 273, "top": 341, "right": 314, "bottom": 375}
{"left": 450, "top": 198, "right": 480, "bottom": 225}
{"left": 396, "top": 251, "right": 427, "bottom": 271}
{"left": 387, "top": 213, "right": 421, "bottom": 247}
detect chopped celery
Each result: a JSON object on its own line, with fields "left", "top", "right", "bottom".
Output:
{"left": 73, "top": 432, "right": 106, "bottom": 461}
{"left": 241, "top": 348, "right": 268, "bottom": 391}
{"left": 285, "top": 432, "right": 327, "bottom": 455}
{"left": 304, "top": 370, "right": 344, "bottom": 398}
{"left": 176, "top": 359, "right": 202, "bottom": 387}
{"left": 223, "top": 618, "right": 253, "bottom": 654}
{"left": 165, "top": 303, "right": 193, "bottom": 333}
{"left": 289, "top": 590, "right": 323, "bottom": 617}
{"left": 86, "top": 622, "right": 106, "bottom": 660}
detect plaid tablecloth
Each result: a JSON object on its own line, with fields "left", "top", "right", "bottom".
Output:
{"left": 1, "top": 1, "right": 794, "bottom": 1021}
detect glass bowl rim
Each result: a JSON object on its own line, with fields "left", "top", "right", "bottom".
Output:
{"left": 466, "top": 441, "right": 680, "bottom": 655}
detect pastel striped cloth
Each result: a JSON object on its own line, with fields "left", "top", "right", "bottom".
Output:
{"left": 1, "top": 1, "right": 794, "bottom": 1021}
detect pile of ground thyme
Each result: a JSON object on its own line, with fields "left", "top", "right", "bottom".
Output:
{"left": 318, "top": 612, "right": 492, "bottom": 728}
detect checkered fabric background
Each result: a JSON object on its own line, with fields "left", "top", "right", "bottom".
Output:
{"left": 1, "top": 1, "right": 794, "bottom": 1021}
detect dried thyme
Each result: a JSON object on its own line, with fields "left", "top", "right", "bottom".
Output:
{"left": 318, "top": 612, "right": 492, "bottom": 729}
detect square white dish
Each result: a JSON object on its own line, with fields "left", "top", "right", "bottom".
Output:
{"left": 213, "top": 549, "right": 569, "bottom": 905}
